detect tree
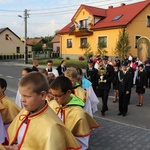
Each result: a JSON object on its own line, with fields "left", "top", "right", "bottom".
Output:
{"left": 82, "top": 42, "right": 93, "bottom": 60}
{"left": 96, "top": 39, "right": 108, "bottom": 57}
{"left": 115, "top": 28, "right": 131, "bottom": 59}
{"left": 33, "top": 43, "right": 43, "bottom": 54}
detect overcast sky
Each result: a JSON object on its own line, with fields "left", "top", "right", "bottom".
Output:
{"left": 0, "top": 0, "right": 143, "bottom": 38}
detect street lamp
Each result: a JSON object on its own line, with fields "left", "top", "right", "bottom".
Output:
{"left": 18, "top": 9, "right": 29, "bottom": 64}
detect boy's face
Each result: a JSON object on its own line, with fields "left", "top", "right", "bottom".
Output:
{"left": 0, "top": 87, "right": 5, "bottom": 97}
{"left": 49, "top": 88, "right": 71, "bottom": 105}
{"left": 47, "top": 62, "right": 53, "bottom": 69}
{"left": 19, "top": 86, "right": 47, "bottom": 112}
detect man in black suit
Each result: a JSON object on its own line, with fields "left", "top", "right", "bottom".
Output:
{"left": 31, "top": 59, "right": 39, "bottom": 71}
{"left": 98, "top": 56, "right": 114, "bottom": 116}
{"left": 117, "top": 62, "right": 132, "bottom": 116}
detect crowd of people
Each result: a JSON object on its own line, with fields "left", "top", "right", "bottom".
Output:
{"left": 0, "top": 59, "right": 100, "bottom": 150}
{"left": 86, "top": 54, "right": 148, "bottom": 117}
{"left": 0, "top": 54, "right": 149, "bottom": 149}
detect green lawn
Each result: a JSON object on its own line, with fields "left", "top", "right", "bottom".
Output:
{"left": 38, "top": 58, "right": 87, "bottom": 69}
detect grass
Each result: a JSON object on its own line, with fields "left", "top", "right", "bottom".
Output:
{"left": 37, "top": 58, "right": 87, "bottom": 69}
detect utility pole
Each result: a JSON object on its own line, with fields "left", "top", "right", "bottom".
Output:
{"left": 24, "top": 9, "right": 29, "bottom": 64}
{"left": 18, "top": 9, "right": 29, "bottom": 64}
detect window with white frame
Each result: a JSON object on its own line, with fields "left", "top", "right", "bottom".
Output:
{"left": 135, "top": 36, "right": 141, "bottom": 48}
{"left": 147, "top": 15, "right": 150, "bottom": 27}
{"left": 98, "top": 36, "right": 107, "bottom": 48}
{"left": 67, "top": 39, "right": 72, "bottom": 48}
{"left": 80, "top": 38, "right": 87, "bottom": 48}
{"left": 79, "top": 19, "right": 88, "bottom": 29}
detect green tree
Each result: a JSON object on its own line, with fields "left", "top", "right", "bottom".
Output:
{"left": 33, "top": 43, "right": 43, "bottom": 54}
{"left": 115, "top": 28, "right": 131, "bottom": 59}
{"left": 82, "top": 42, "right": 93, "bottom": 60}
{"left": 96, "top": 39, "right": 108, "bottom": 56}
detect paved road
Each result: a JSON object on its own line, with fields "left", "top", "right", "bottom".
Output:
{"left": 87, "top": 86, "right": 150, "bottom": 150}
{"left": 1, "top": 59, "right": 150, "bottom": 150}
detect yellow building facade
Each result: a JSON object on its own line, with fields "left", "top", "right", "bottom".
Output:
{"left": 58, "top": 1, "right": 150, "bottom": 61}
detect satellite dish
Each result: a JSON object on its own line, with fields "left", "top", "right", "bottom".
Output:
{"left": 88, "top": 16, "right": 92, "bottom": 21}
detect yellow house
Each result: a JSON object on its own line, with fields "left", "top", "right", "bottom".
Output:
{"left": 58, "top": 0, "right": 150, "bottom": 61}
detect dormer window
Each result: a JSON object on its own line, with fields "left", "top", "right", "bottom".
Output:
{"left": 112, "top": 15, "right": 123, "bottom": 21}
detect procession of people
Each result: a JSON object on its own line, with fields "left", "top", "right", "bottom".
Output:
{"left": 0, "top": 54, "right": 149, "bottom": 150}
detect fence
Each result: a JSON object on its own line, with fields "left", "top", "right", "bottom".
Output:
{"left": 0, "top": 54, "right": 32, "bottom": 60}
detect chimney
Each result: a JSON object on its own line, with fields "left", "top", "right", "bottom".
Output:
{"left": 121, "top": 3, "right": 126, "bottom": 6}
{"left": 108, "top": 6, "right": 113, "bottom": 9}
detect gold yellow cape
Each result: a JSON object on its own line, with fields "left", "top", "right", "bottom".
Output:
{"left": 49, "top": 99, "right": 99, "bottom": 137}
{"left": 7, "top": 103, "right": 81, "bottom": 150}
{"left": 0, "top": 144, "right": 6, "bottom": 150}
{"left": 0, "top": 95, "right": 21, "bottom": 124}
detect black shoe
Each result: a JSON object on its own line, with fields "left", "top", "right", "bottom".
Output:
{"left": 101, "top": 111, "right": 105, "bottom": 116}
{"left": 118, "top": 112, "right": 122, "bottom": 116}
{"left": 122, "top": 113, "right": 126, "bottom": 116}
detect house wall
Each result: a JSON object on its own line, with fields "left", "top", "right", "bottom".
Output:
{"left": 0, "top": 29, "right": 25, "bottom": 55}
{"left": 60, "top": 5, "right": 150, "bottom": 60}
{"left": 126, "top": 5, "right": 150, "bottom": 57}
{"left": 53, "top": 42, "right": 60, "bottom": 52}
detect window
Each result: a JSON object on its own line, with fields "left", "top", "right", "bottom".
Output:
{"left": 147, "top": 15, "right": 150, "bottom": 27}
{"left": 135, "top": 36, "right": 141, "bottom": 48}
{"left": 67, "top": 39, "right": 72, "bottom": 48}
{"left": 112, "top": 15, "right": 123, "bottom": 21}
{"left": 80, "top": 38, "right": 87, "bottom": 48}
{"left": 98, "top": 36, "right": 107, "bottom": 48}
{"left": 79, "top": 19, "right": 88, "bottom": 29}
{"left": 5, "top": 34, "right": 9, "bottom": 40}
{"left": 16, "top": 47, "right": 20, "bottom": 53}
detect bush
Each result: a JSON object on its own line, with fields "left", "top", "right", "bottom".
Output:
{"left": 66, "top": 56, "right": 70, "bottom": 60}
{"left": 78, "top": 56, "right": 84, "bottom": 61}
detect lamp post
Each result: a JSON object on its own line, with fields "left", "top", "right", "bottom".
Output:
{"left": 18, "top": 9, "right": 29, "bottom": 64}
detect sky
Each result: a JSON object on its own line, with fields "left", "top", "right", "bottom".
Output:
{"left": 0, "top": 0, "right": 144, "bottom": 38}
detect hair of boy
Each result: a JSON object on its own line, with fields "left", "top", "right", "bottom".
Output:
{"left": 48, "top": 78, "right": 55, "bottom": 87}
{"left": 49, "top": 76, "right": 72, "bottom": 93}
{"left": 47, "top": 59, "right": 53, "bottom": 64}
{"left": 76, "top": 68, "right": 83, "bottom": 76}
{"left": 0, "top": 78, "right": 7, "bottom": 89}
{"left": 64, "top": 67, "right": 78, "bottom": 79}
{"left": 61, "top": 59, "right": 65, "bottom": 65}
{"left": 19, "top": 72, "right": 49, "bottom": 94}
{"left": 39, "top": 68, "right": 48, "bottom": 76}
{"left": 23, "top": 67, "right": 32, "bottom": 73}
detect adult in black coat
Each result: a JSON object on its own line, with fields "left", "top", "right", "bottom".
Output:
{"left": 135, "top": 64, "right": 147, "bottom": 107}
{"left": 31, "top": 59, "right": 39, "bottom": 71}
{"left": 117, "top": 62, "right": 132, "bottom": 116}
{"left": 97, "top": 56, "right": 114, "bottom": 116}
{"left": 85, "top": 59, "right": 99, "bottom": 94}
{"left": 56, "top": 60, "right": 67, "bottom": 76}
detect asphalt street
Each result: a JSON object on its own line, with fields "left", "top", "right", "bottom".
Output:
{"left": 1, "top": 59, "right": 150, "bottom": 150}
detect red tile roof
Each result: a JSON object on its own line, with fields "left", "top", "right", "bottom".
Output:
{"left": 58, "top": 0, "right": 150, "bottom": 34}
{"left": 26, "top": 38, "right": 43, "bottom": 45}
{"left": 71, "top": 4, "right": 106, "bottom": 21}
{"left": 92, "top": 0, "right": 150, "bottom": 30}
{"left": 51, "top": 34, "right": 60, "bottom": 43}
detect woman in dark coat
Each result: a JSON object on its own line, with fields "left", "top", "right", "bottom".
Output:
{"left": 135, "top": 64, "right": 147, "bottom": 107}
